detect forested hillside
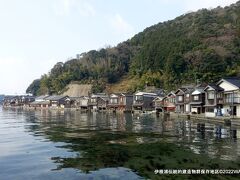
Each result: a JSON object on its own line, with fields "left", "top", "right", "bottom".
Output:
{"left": 27, "top": 1, "right": 240, "bottom": 95}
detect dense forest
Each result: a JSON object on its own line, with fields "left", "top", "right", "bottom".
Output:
{"left": 27, "top": 1, "right": 240, "bottom": 95}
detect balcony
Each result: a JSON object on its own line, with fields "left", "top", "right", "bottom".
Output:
{"left": 154, "top": 101, "right": 163, "bottom": 108}
{"left": 206, "top": 99, "right": 214, "bottom": 105}
{"left": 176, "top": 100, "right": 184, "bottom": 104}
{"left": 108, "top": 102, "right": 119, "bottom": 108}
{"left": 133, "top": 100, "right": 143, "bottom": 106}
{"left": 184, "top": 97, "right": 190, "bottom": 103}
{"left": 176, "top": 96, "right": 184, "bottom": 104}
{"left": 88, "top": 100, "right": 97, "bottom": 106}
{"left": 119, "top": 101, "right": 125, "bottom": 105}
{"left": 217, "top": 99, "right": 223, "bottom": 104}
{"left": 224, "top": 97, "right": 240, "bottom": 104}
{"left": 108, "top": 99, "right": 118, "bottom": 105}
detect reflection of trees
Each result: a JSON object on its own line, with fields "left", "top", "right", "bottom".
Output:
{"left": 46, "top": 130, "right": 240, "bottom": 180}
{"left": 51, "top": 134, "right": 130, "bottom": 173}
{"left": 12, "top": 109, "right": 240, "bottom": 179}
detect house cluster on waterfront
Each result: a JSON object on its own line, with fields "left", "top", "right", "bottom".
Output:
{"left": 3, "top": 77, "right": 240, "bottom": 118}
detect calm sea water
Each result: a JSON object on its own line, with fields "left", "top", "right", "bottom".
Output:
{"left": 0, "top": 107, "right": 240, "bottom": 179}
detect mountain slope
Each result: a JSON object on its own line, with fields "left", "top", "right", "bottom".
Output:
{"left": 27, "top": 1, "right": 240, "bottom": 95}
{"left": 62, "top": 83, "right": 92, "bottom": 97}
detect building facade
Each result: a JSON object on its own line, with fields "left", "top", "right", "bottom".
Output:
{"left": 133, "top": 92, "right": 157, "bottom": 111}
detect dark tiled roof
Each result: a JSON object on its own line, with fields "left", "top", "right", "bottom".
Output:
{"left": 110, "top": 93, "right": 121, "bottom": 96}
{"left": 222, "top": 77, "right": 240, "bottom": 88}
{"left": 179, "top": 87, "right": 187, "bottom": 92}
{"left": 3, "top": 96, "right": 16, "bottom": 100}
{"left": 91, "top": 93, "right": 108, "bottom": 98}
{"left": 120, "top": 93, "right": 133, "bottom": 96}
{"left": 45, "top": 95, "right": 68, "bottom": 101}
{"left": 176, "top": 87, "right": 194, "bottom": 94}
{"left": 99, "top": 97, "right": 109, "bottom": 101}
{"left": 152, "top": 89, "right": 165, "bottom": 96}
{"left": 206, "top": 83, "right": 224, "bottom": 91}
{"left": 36, "top": 95, "right": 49, "bottom": 100}
{"left": 68, "top": 96, "right": 88, "bottom": 100}
{"left": 175, "top": 87, "right": 188, "bottom": 94}
{"left": 167, "top": 91, "right": 176, "bottom": 97}
{"left": 196, "top": 83, "right": 208, "bottom": 89}
{"left": 185, "top": 88, "right": 194, "bottom": 93}
{"left": 30, "top": 101, "right": 50, "bottom": 105}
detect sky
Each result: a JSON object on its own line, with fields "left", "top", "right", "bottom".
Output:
{"left": 0, "top": 0, "right": 238, "bottom": 95}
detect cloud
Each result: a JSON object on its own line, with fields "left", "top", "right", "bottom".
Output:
{"left": 0, "top": 56, "right": 57, "bottom": 95}
{"left": 0, "top": 56, "right": 30, "bottom": 94}
{"left": 53, "top": 0, "right": 71, "bottom": 16}
{"left": 53, "top": 0, "right": 96, "bottom": 17}
{"left": 110, "top": 13, "right": 135, "bottom": 37}
{"left": 77, "top": 2, "right": 96, "bottom": 17}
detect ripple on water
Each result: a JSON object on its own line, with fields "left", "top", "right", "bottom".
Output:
{"left": 0, "top": 108, "right": 240, "bottom": 179}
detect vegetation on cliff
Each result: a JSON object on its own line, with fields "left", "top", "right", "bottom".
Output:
{"left": 27, "top": 1, "right": 240, "bottom": 95}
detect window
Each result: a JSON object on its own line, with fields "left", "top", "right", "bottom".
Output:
{"left": 225, "top": 93, "right": 233, "bottom": 103}
{"left": 110, "top": 98, "right": 118, "bottom": 104}
{"left": 193, "top": 95, "right": 199, "bottom": 101}
{"left": 217, "top": 93, "right": 223, "bottom": 98}
{"left": 169, "top": 97, "right": 175, "bottom": 103}
{"left": 135, "top": 95, "right": 143, "bottom": 101}
{"left": 120, "top": 97, "right": 123, "bottom": 102}
{"left": 178, "top": 96, "right": 183, "bottom": 102}
{"left": 207, "top": 91, "right": 214, "bottom": 99}
{"left": 206, "top": 107, "right": 214, "bottom": 112}
{"left": 91, "top": 98, "right": 96, "bottom": 103}
{"left": 186, "top": 94, "right": 189, "bottom": 98}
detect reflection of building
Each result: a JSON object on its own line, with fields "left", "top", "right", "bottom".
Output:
{"left": 152, "top": 96, "right": 164, "bottom": 113}
{"left": 162, "top": 120, "right": 174, "bottom": 132}
{"left": 132, "top": 117, "right": 143, "bottom": 132}
{"left": 237, "top": 129, "right": 240, "bottom": 139}
{"left": 117, "top": 114, "right": 126, "bottom": 131}
{"left": 89, "top": 112, "right": 97, "bottom": 130}
{"left": 214, "top": 125, "right": 229, "bottom": 138}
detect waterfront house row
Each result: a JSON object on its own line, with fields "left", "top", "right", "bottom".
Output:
{"left": 3, "top": 91, "right": 161, "bottom": 111}
{"left": 204, "top": 77, "right": 240, "bottom": 118}
{"left": 3, "top": 95, "right": 35, "bottom": 107}
{"left": 172, "top": 77, "right": 240, "bottom": 118}
{"left": 3, "top": 77, "right": 240, "bottom": 117}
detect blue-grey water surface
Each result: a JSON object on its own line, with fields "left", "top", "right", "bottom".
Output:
{"left": 0, "top": 107, "right": 240, "bottom": 179}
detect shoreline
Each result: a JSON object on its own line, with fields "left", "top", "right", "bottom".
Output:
{"left": 2, "top": 105, "right": 240, "bottom": 126}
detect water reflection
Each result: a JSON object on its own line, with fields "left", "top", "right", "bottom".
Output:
{"left": 18, "top": 109, "right": 240, "bottom": 159}
{"left": 15, "top": 109, "right": 239, "bottom": 161}
{"left": 1, "top": 108, "right": 240, "bottom": 179}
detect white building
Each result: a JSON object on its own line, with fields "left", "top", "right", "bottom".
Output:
{"left": 217, "top": 78, "right": 240, "bottom": 118}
